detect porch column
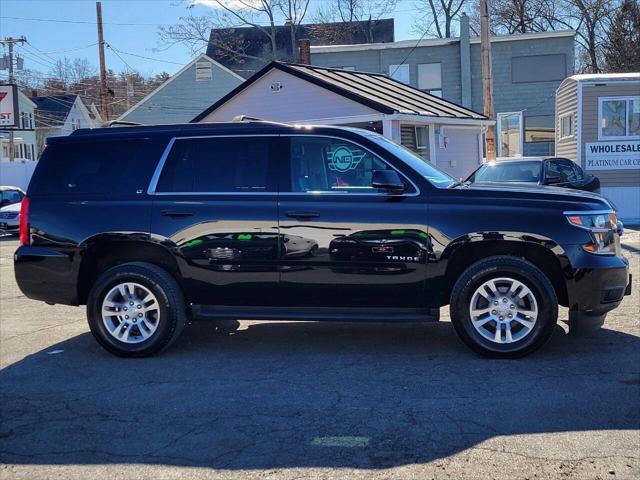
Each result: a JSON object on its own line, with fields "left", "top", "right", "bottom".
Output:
{"left": 382, "top": 117, "right": 401, "bottom": 143}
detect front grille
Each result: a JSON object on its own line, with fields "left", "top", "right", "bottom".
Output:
{"left": 0, "top": 212, "right": 18, "bottom": 219}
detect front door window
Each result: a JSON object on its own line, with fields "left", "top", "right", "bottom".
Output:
{"left": 497, "top": 112, "right": 523, "bottom": 157}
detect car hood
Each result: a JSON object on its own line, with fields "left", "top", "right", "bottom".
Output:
{"left": 451, "top": 182, "right": 612, "bottom": 210}
{"left": 0, "top": 202, "right": 21, "bottom": 213}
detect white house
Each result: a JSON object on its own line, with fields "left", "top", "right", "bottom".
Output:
{"left": 193, "top": 62, "right": 492, "bottom": 179}
{"left": 30, "top": 94, "right": 101, "bottom": 154}
{"left": 0, "top": 90, "right": 37, "bottom": 162}
{"left": 117, "top": 54, "right": 244, "bottom": 125}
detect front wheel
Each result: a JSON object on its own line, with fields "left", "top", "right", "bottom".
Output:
{"left": 87, "top": 262, "right": 187, "bottom": 357}
{"left": 450, "top": 256, "right": 558, "bottom": 358}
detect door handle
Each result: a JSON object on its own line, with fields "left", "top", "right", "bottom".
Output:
{"left": 161, "top": 210, "right": 194, "bottom": 217}
{"left": 286, "top": 210, "right": 320, "bottom": 219}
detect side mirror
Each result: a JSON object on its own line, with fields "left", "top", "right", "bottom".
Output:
{"left": 544, "top": 175, "right": 562, "bottom": 185}
{"left": 371, "top": 170, "right": 406, "bottom": 193}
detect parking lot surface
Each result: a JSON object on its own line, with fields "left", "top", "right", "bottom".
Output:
{"left": 1, "top": 230, "right": 639, "bottom": 480}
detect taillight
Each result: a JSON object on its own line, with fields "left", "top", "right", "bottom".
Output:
{"left": 19, "top": 196, "right": 30, "bottom": 246}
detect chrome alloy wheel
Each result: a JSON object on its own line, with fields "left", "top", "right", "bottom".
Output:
{"left": 469, "top": 277, "right": 538, "bottom": 344}
{"left": 101, "top": 282, "right": 160, "bottom": 344}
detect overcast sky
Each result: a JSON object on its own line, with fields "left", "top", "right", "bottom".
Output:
{"left": 0, "top": 0, "right": 420, "bottom": 79}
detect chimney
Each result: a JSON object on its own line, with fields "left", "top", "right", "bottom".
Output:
{"left": 298, "top": 38, "right": 311, "bottom": 65}
{"left": 459, "top": 13, "right": 472, "bottom": 108}
{"left": 31, "top": 88, "right": 38, "bottom": 97}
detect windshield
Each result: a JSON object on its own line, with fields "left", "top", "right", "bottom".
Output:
{"left": 468, "top": 161, "right": 542, "bottom": 183}
{"left": 364, "top": 133, "right": 455, "bottom": 187}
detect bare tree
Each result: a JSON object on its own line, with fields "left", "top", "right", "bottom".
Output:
{"left": 313, "top": 0, "right": 397, "bottom": 42}
{"left": 279, "top": 0, "right": 310, "bottom": 61}
{"left": 159, "top": 0, "right": 312, "bottom": 65}
{"left": 551, "top": 0, "right": 619, "bottom": 73}
{"left": 414, "top": 0, "right": 468, "bottom": 38}
{"left": 466, "top": 0, "right": 620, "bottom": 73}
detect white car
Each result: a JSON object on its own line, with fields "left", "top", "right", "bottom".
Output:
{"left": 0, "top": 201, "right": 21, "bottom": 234}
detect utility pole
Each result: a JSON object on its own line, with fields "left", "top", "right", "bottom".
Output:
{"left": 0, "top": 36, "right": 27, "bottom": 162}
{"left": 480, "top": 0, "right": 496, "bottom": 161}
{"left": 96, "top": 1, "right": 109, "bottom": 122}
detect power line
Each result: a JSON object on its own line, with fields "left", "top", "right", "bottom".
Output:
{"left": 389, "top": 28, "right": 430, "bottom": 79}
{"left": 107, "top": 46, "right": 185, "bottom": 66}
{"left": 0, "top": 15, "right": 169, "bottom": 27}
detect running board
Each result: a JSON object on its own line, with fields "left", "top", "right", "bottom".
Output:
{"left": 191, "top": 305, "right": 439, "bottom": 322}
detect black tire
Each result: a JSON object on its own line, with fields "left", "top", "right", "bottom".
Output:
{"left": 449, "top": 256, "right": 558, "bottom": 358}
{"left": 87, "top": 262, "right": 187, "bottom": 357}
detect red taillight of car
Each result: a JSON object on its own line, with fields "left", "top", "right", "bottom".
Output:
{"left": 19, "top": 196, "right": 30, "bottom": 246}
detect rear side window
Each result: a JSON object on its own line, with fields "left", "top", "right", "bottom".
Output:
{"left": 29, "top": 138, "right": 153, "bottom": 195}
{"left": 155, "top": 136, "right": 277, "bottom": 193}
{"left": 546, "top": 160, "right": 577, "bottom": 182}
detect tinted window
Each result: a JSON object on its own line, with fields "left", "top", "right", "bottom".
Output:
{"left": 470, "top": 161, "right": 542, "bottom": 183}
{"left": 28, "top": 139, "right": 152, "bottom": 195}
{"left": 546, "top": 160, "right": 577, "bottom": 182}
{"left": 156, "top": 137, "right": 275, "bottom": 193}
{"left": 288, "top": 136, "right": 396, "bottom": 193}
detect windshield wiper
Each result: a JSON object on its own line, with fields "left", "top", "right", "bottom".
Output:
{"left": 448, "top": 179, "right": 471, "bottom": 188}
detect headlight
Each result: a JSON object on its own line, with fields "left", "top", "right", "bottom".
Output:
{"left": 565, "top": 211, "right": 618, "bottom": 255}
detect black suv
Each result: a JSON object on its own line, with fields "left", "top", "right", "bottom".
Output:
{"left": 14, "top": 122, "right": 631, "bottom": 358}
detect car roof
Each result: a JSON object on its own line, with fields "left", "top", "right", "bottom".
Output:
{"left": 490, "top": 156, "right": 572, "bottom": 164}
{"left": 0, "top": 185, "right": 25, "bottom": 192}
{"left": 48, "top": 120, "right": 373, "bottom": 145}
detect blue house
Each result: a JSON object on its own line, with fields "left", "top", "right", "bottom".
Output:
{"left": 118, "top": 54, "right": 244, "bottom": 125}
{"left": 310, "top": 16, "right": 575, "bottom": 158}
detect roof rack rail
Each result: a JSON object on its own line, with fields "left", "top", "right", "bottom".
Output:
{"left": 103, "top": 120, "right": 143, "bottom": 127}
{"left": 230, "top": 115, "right": 289, "bottom": 125}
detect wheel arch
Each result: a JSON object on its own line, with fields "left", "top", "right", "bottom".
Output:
{"left": 441, "top": 234, "right": 569, "bottom": 307}
{"left": 77, "top": 236, "right": 184, "bottom": 305}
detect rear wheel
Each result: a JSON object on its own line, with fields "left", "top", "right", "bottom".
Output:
{"left": 450, "top": 256, "right": 558, "bottom": 358}
{"left": 87, "top": 262, "right": 187, "bottom": 357}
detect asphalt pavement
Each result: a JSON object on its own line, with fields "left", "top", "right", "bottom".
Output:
{"left": 1, "top": 230, "right": 639, "bottom": 480}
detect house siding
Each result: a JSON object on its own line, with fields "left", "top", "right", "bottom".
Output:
{"left": 580, "top": 83, "right": 640, "bottom": 187}
{"left": 313, "top": 36, "right": 574, "bottom": 115}
{"left": 435, "top": 126, "right": 482, "bottom": 178}
{"left": 121, "top": 59, "right": 243, "bottom": 124}
{"left": 555, "top": 78, "right": 578, "bottom": 159}
{"left": 199, "top": 69, "right": 379, "bottom": 123}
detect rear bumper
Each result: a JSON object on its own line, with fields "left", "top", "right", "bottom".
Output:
{"left": 565, "top": 246, "right": 631, "bottom": 316}
{"left": 14, "top": 246, "right": 79, "bottom": 305}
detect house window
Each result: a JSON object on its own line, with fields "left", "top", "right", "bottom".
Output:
{"left": 560, "top": 114, "right": 574, "bottom": 138}
{"left": 524, "top": 115, "right": 554, "bottom": 156}
{"left": 415, "top": 126, "right": 429, "bottom": 150}
{"left": 599, "top": 97, "right": 640, "bottom": 139}
{"left": 71, "top": 119, "right": 80, "bottom": 131}
{"left": 497, "top": 112, "right": 523, "bottom": 157}
{"left": 417, "top": 63, "right": 442, "bottom": 97}
{"left": 195, "top": 61, "right": 213, "bottom": 82}
{"left": 389, "top": 64, "right": 410, "bottom": 85}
